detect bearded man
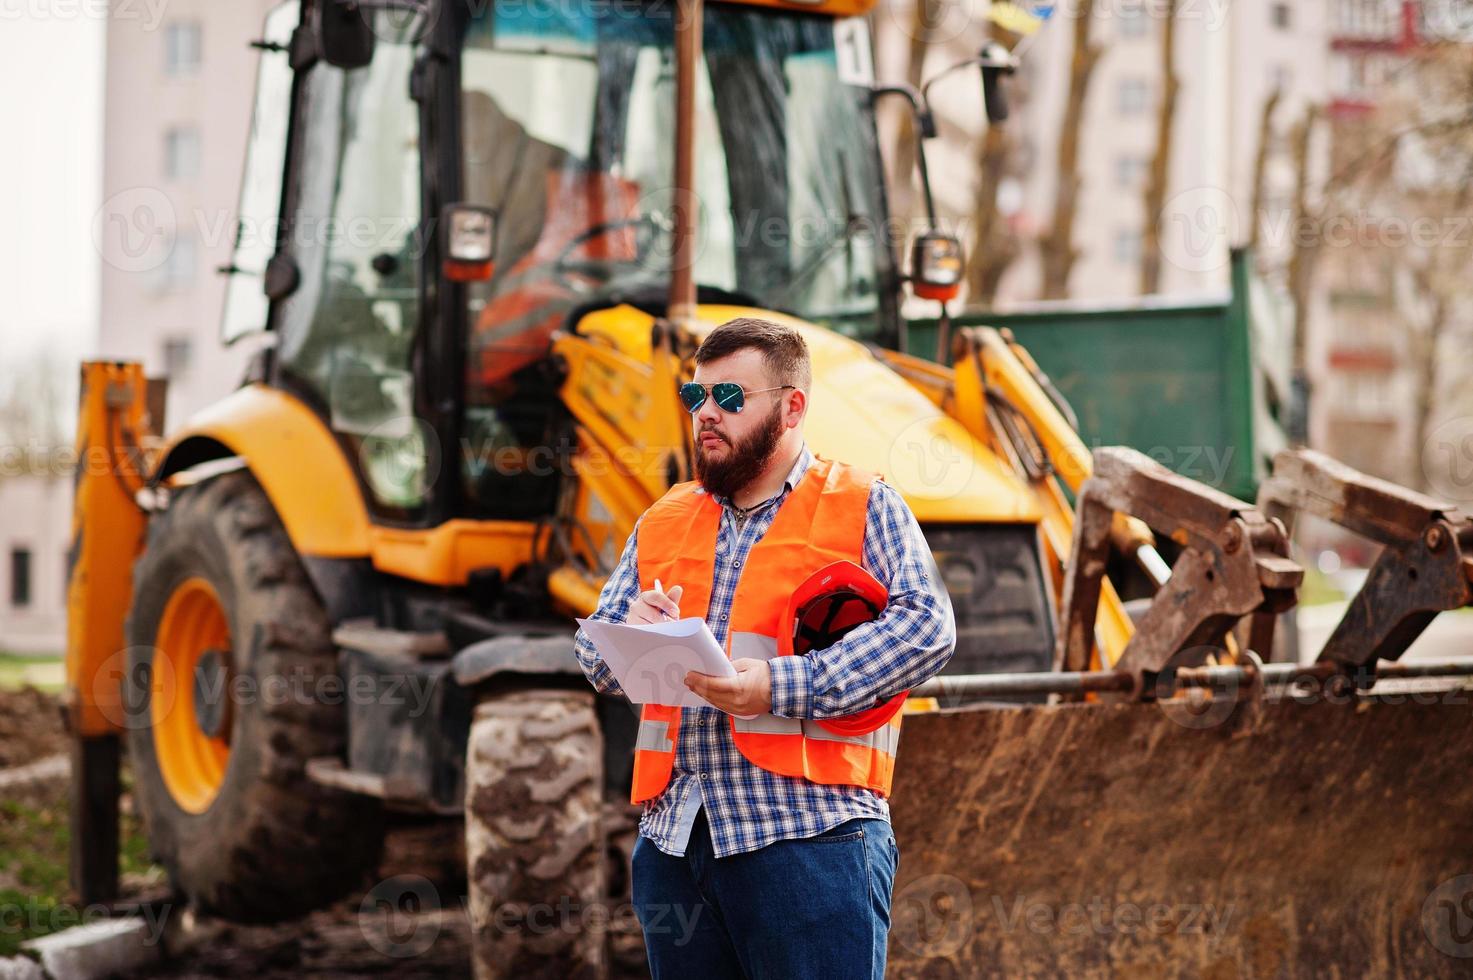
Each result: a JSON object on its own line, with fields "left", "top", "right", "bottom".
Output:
{"left": 573, "top": 316, "right": 956, "bottom": 979}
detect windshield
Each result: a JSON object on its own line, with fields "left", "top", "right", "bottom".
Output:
{"left": 461, "top": 0, "right": 885, "bottom": 317}
{"left": 456, "top": 0, "right": 888, "bottom": 518}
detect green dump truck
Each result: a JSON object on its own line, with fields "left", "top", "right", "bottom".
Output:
{"left": 907, "top": 248, "right": 1292, "bottom": 503}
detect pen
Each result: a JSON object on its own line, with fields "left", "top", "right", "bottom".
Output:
{"left": 653, "top": 578, "right": 675, "bottom": 622}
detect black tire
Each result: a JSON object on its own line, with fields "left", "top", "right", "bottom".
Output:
{"left": 123, "top": 470, "right": 383, "bottom": 922}
{"left": 465, "top": 689, "right": 607, "bottom": 979}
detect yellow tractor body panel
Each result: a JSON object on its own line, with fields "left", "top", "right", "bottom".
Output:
{"left": 160, "top": 384, "right": 373, "bottom": 558}
{"left": 66, "top": 362, "right": 151, "bottom": 736}
{"left": 572, "top": 303, "right": 1044, "bottom": 524}
{"left": 162, "top": 387, "right": 544, "bottom": 586}
{"left": 368, "top": 520, "right": 539, "bottom": 587}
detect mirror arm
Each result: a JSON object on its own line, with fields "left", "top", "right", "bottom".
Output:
{"left": 871, "top": 85, "right": 940, "bottom": 229}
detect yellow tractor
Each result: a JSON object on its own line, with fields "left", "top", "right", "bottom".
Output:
{"left": 66, "top": 0, "right": 1473, "bottom": 976}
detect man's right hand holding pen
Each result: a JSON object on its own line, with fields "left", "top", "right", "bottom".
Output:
{"left": 628, "top": 578, "right": 683, "bottom": 625}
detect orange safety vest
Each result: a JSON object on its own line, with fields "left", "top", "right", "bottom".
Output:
{"left": 629, "top": 457, "right": 903, "bottom": 805}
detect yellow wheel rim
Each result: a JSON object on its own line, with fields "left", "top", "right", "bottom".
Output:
{"left": 152, "top": 576, "right": 232, "bottom": 814}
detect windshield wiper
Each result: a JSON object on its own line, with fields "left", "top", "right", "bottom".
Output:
{"left": 769, "top": 149, "right": 868, "bottom": 309}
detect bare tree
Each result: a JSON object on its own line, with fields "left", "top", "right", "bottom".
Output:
{"left": 1285, "top": 104, "right": 1321, "bottom": 395}
{"left": 1248, "top": 87, "right": 1283, "bottom": 254}
{"left": 964, "top": 20, "right": 1025, "bottom": 304}
{"left": 1040, "top": 0, "right": 1101, "bottom": 299}
{"left": 889, "top": 0, "right": 943, "bottom": 225}
{"left": 0, "top": 348, "right": 72, "bottom": 479}
{"left": 1278, "top": 40, "right": 1473, "bottom": 464}
{"left": 1139, "top": 0, "right": 1181, "bottom": 295}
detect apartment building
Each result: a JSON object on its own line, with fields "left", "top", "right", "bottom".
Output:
{"left": 96, "top": 0, "right": 279, "bottom": 431}
{"left": 1, "top": 2, "right": 279, "bottom": 654}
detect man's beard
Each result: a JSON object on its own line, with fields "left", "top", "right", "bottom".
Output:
{"left": 694, "top": 402, "right": 785, "bottom": 502}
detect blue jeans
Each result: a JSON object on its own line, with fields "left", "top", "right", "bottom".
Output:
{"left": 631, "top": 808, "right": 898, "bottom": 979}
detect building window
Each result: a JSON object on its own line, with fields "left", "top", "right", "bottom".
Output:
{"left": 10, "top": 548, "right": 31, "bottom": 608}
{"left": 165, "top": 127, "right": 201, "bottom": 180}
{"left": 1119, "top": 2, "right": 1150, "bottom": 38}
{"left": 162, "top": 336, "right": 193, "bottom": 378}
{"left": 1118, "top": 78, "right": 1151, "bottom": 115}
{"left": 165, "top": 22, "right": 202, "bottom": 75}
{"left": 1271, "top": 3, "right": 1291, "bottom": 30}
{"left": 161, "top": 235, "right": 197, "bottom": 291}
{"left": 1115, "top": 155, "right": 1147, "bottom": 188}
{"left": 1114, "top": 229, "right": 1142, "bottom": 265}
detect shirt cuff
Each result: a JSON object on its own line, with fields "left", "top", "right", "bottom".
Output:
{"left": 767, "top": 654, "right": 814, "bottom": 719}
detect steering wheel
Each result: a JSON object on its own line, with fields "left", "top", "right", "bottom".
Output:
{"left": 550, "top": 213, "right": 665, "bottom": 292}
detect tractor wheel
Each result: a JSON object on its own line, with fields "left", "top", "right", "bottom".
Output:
{"left": 123, "top": 470, "right": 382, "bottom": 921}
{"left": 465, "top": 689, "right": 607, "bottom": 979}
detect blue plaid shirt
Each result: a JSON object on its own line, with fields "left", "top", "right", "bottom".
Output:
{"left": 574, "top": 445, "right": 956, "bottom": 858}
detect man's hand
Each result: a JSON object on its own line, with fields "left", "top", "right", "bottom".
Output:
{"left": 685, "top": 658, "right": 772, "bottom": 716}
{"left": 627, "top": 582, "right": 683, "bottom": 625}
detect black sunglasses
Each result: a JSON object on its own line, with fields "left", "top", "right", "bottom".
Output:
{"left": 678, "top": 382, "right": 795, "bottom": 414}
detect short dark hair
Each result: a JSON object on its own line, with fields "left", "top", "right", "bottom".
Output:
{"left": 694, "top": 317, "right": 811, "bottom": 390}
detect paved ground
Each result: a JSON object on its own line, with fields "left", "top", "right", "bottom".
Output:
{"left": 1298, "top": 604, "right": 1473, "bottom": 663}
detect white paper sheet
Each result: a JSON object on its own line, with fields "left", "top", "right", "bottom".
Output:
{"left": 576, "top": 617, "right": 740, "bottom": 710}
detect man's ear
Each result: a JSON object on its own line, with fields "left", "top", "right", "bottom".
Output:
{"left": 784, "top": 387, "right": 807, "bottom": 428}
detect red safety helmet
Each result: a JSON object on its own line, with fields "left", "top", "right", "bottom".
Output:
{"left": 781, "top": 561, "right": 908, "bottom": 736}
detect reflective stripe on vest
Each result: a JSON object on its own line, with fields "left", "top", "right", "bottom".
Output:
{"left": 636, "top": 718, "right": 674, "bottom": 753}
{"left": 729, "top": 631, "right": 779, "bottom": 661}
{"left": 629, "top": 457, "right": 902, "bottom": 805}
{"left": 733, "top": 714, "right": 902, "bottom": 754}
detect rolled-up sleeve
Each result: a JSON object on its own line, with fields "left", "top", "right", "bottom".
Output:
{"left": 572, "top": 521, "right": 643, "bottom": 698}
{"left": 768, "top": 480, "right": 955, "bottom": 719}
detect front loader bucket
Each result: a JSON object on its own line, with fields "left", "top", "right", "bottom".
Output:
{"left": 887, "top": 693, "right": 1473, "bottom": 977}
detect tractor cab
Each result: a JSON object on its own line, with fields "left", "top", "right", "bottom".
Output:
{"left": 221, "top": 0, "right": 895, "bottom": 530}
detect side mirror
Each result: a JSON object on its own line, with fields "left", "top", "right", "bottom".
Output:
{"left": 442, "top": 205, "right": 498, "bottom": 282}
{"left": 909, "top": 233, "right": 965, "bottom": 302}
{"left": 978, "top": 41, "right": 1018, "bottom": 124}
{"left": 316, "top": 1, "right": 375, "bottom": 70}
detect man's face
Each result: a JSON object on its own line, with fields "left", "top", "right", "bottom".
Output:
{"left": 689, "top": 349, "right": 791, "bottom": 500}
